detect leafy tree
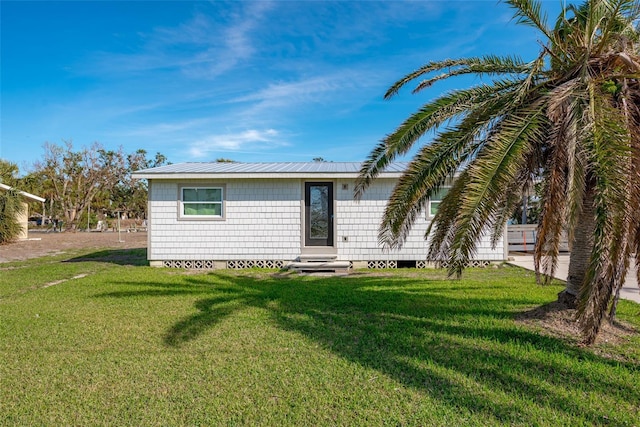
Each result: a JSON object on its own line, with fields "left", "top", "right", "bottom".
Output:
{"left": 108, "top": 149, "right": 168, "bottom": 218}
{"left": 0, "top": 188, "right": 25, "bottom": 243}
{"left": 33, "top": 141, "right": 115, "bottom": 225}
{"left": 19, "top": 168, "right": 57, "bottom": 223}
{"left": 31, "top": 142, "right": 168, "bottom": 224}
{"left": 355, "top": 0, "right": 640, "bottom": 344}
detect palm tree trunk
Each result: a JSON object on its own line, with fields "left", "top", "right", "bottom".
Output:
{"left": 558, "top": 185, "right": 595, "bottom": 307}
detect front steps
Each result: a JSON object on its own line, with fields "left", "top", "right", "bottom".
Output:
{"left": 287, "top": 254, "right": 350, "bottom": 274}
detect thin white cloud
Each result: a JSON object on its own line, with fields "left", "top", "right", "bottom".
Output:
{"left": 188, "top": 128, "right": 286, "bottom": 158}
{"left": 233, "top": 76, "right": 342, "bottom": 105}
{"left": 83, "top": 2, "right": 273, "bottom": 79}
{"left": 116, "top": 119, "right": 213, "bottom": 138}
{"left": 162, "top": 2, "right": 272, "bottom": 79}
{"left": 230, "top": 68, "right": 384, "bottom": 121}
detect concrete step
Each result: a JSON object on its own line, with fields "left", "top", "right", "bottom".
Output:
{"left": 297, "top": 254, "right": 337, "bottom": 262}
{"left": 287, "top": 260, "right": 350, "bottom": 274}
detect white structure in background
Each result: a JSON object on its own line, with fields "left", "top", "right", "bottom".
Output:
{"left": 0, "top": 183, "right": 46, "bottom": 240}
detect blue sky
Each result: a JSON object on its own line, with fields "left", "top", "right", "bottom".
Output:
{"left": 1, "top": 1, "right": 561, "bottom": 170}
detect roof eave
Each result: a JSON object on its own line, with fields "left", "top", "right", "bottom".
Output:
{"left": 132, "top": 172, "right": 405, "bottom": 180}
{"left": 0, "top": 183, "right": 46, "bottom": 202}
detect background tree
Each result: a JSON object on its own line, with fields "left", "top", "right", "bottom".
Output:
{"left": 34, "top": 141, "right": 114, "bottom": 225}
{"left": 355, "top": 0, "right": 640, "bottom": 344}
{"left": 31, "top": 141, "right": 168, "bottom": 226}
{"left": 108, "top": 149, "right": 168, "bottom": 218}
{"left": 19, "top": 168, "right": 57, "bottom": 224}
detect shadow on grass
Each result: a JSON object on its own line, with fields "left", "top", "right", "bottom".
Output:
{"left": 98, "top": 270, "right": 640, "bottom": 424}
{"left": 65, "top": 248, "right": 148, "bottom": 266}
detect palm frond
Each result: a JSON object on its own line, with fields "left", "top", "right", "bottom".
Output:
{"left": 489, "top": 176, "right": 531, "bottom": 249}
{"left": 355, "top": 80, "right": 523, "bottom": 199}
{"left": 596, "top": 0, "right": 636, "bottom": 54}
{"left": 559, "top": 84, "right": 589, "bottom": 247}
{"left": 376, "top": 132, "right": 474, "bottom": 249}
{"left": 535, "top": 156, "right": 572, "bottom": 284}
{"left": 384, "top": 56, "right": 528, "bottom": 99}
{"left": 534, "top": 111, "right": 570, "bottom": 283}
{"left": 577, "top": 84, "right": 633, "bottom": 344}
{"left": 375, "top": 76, "right": 544, "bottom": 248}
{"left": 425, "top": 170, "right": 470, "bottom": 263}
{"left": 411, "top": 56, "right": 531, "bottom": 94}
{"left": 535, "top": 79, "right": 587, "bottom": 283}
{"left": 436, "top": 104, "right": 546, "bottom": 276}
{"left": 505, "top": 0, "right": 552, "bottom": 40}
{"left": 629, "top": 90, "right": 640, "bottom": 286}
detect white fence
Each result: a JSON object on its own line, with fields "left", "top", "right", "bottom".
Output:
{"left": 507, "top": 224, "right": 569, "bottom": 253}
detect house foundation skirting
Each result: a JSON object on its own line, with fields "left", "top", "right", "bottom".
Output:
{"left": 365, "top": 260, "right": 492, "bottom": 269}
{"left": 156, "top": 260, "right": 287, "bottom": 269}
{"left": 152, "top": 259, "right": 494, "bottom": 270}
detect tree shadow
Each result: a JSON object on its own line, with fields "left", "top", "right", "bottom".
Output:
{"left": 99, "top": 270, "right": 640, "bottom": 424}
{"left": 65, "top": 248, "right": 148, "bottom": 266}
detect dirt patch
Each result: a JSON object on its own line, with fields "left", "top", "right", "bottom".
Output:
{"left": 42, "top": 273, "right": 89, "bottom": 288}
{"left": 0, "top": 230, "right": 147, "bottom": 263}
{"left": 516, "top": 301, "right": 637, "bottom": 354}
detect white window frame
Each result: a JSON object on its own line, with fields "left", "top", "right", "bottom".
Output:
{"left": 178, "top": 185, "right": 225, "bottom": 220}
{"left": 427, "top": 188, "right": 449, "bottom": 219}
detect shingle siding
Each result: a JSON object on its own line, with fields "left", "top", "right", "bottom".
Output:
{"left": 147, "top": 177, "right": 505, "bottom": 262}
{"left": 149, "top": 179, "right": 301, "bottom": 260}
{"left": 335, "top": 178, "right": 428, "bottom": 260}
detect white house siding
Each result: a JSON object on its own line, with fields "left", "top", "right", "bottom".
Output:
{"left": 335, "top": 178, "right": 504, "bottom": 261}
{"left": 335, "top": 178, "right": 428, "bottom": 261}
{"left": 147, "top": 177, "right": 505, "bottom": 263}
{"left": 148, "top": 179, "right": 301, "bottom": 261}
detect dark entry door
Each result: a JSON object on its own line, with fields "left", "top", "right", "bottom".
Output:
{"left": 305, "top": 182, "right": 334, "bottom": 246}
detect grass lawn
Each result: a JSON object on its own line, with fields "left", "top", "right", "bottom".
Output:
{"left": 1, "top": 248, "right": 639, "bottom": 426}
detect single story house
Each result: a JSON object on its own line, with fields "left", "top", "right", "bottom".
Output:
{"left": 0, "top": 183, "right": 46, "bottom": 240}
{"left": 132, "top": 162, "right": 507, "bottom": 271}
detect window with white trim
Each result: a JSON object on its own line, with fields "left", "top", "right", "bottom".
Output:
{"left": 180, "top": 187, "right": 223, "bottom": 218}
{"left": 428, "top": 188, "right": 449, "bottom": 217}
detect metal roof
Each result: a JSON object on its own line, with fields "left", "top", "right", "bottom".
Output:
{"left": 133, "top": 162, "right": 410, "bottom": 179}
{"left": 0, "top": 183, "right": 46, "bottom": 202}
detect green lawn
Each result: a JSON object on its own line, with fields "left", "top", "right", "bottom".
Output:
{"left": 1, "top": 249, "right": 639, "bottom": 426}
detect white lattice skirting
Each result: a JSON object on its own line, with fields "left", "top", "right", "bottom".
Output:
{"left": 367, "top": 260, "right": 398, "bottom": 269}
{"left": 439, "top": 260, "right": 492, "bottom": 268}
{"left": 227, "top": 260, "right": 285, "bottom": 269}
{"left": 367, "top": 260, "right": 491, "bottom": 269}
{"left": 160, "top": 259, "right": 491, "bottom": 270}
{"left": 161, "top": 260, "right": 285, "bottom": 269}
{"left": 162, "top": 260, "right": 217, "bottom": 269}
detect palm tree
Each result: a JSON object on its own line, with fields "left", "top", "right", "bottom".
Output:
{"left": 355, "top": 0, "right": 640, "bottom": 344}
{"left": 0, "top": 188, "right": 25, "bottom": 244}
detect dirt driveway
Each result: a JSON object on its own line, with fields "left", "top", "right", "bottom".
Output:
{"left": 0, "top": 230, "right": 147, "bottom": 263}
